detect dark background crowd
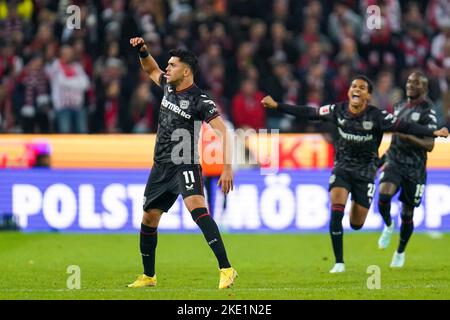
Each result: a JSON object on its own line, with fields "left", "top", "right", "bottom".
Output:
{"left": 0, "top": 0, "right": 449, "bottom": 134}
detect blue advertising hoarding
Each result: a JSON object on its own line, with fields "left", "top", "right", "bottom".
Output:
{"left": 1, "top": 169, "right": 450, "bottom": 232}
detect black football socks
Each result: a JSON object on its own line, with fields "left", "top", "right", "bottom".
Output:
{"left": 378, "top": 194, "right": 393, "bottom": 227}
{"left": 398, "top": 214, "right": 414, "bottom": 253}
{"left": 140, "top": 223, "right": 158, "bottom": 277}
{"left": 191, "top": 207, "right": 231, "bottom": 269}
{"left": 330, "top": 204, "right": 345, "bottom": 263}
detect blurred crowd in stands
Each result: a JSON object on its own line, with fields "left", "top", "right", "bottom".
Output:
{"left": 0, "top": 0, "right": 449, "bottom": 134}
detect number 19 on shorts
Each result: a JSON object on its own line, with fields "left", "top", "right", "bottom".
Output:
{"left": 414, "top": 184, "right": 425, "bottom": 204}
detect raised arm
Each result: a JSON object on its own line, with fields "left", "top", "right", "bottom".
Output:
{"left": 208, "top": 116, "right": 234, "bottom": 194}
{"left": 130, "top": 37, "right": 164, "bottom": 86}
{"left": 261, "top": 95, "right": 330, "bottom": 121}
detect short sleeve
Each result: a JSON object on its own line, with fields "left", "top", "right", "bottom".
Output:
{"left": 198, "top": 94, "right": 220, "bottom": 122}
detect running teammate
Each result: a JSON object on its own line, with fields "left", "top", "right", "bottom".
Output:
{"left": 377, "top": 72, "right": 438, "bottom": 268}
{"left": 261, "top": 75, "right": 448, "bottom": 273}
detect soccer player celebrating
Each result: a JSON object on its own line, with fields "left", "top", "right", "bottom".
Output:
{"left": 377, "top": 72, "right": 439, "bottom": 268}
{"left": 128, "top": 37, "right": 237, "bottom": 288}
{"left": 261, "top": 75, "right": 448, "bottom": 273}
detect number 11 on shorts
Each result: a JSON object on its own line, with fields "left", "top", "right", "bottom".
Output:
{"left": 183, "top": 171, "right": 195, "bottom": 184}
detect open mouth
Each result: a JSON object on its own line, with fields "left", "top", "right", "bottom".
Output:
{"left": 351, "top": 94, "right": 361, "bottom": 103}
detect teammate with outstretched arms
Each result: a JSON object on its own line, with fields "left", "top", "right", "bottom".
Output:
{"left": 261, "top": 75, "right": 448, "bottom": 273}
{"left": 128, "top": 37, "right": 237, "bottom": 289}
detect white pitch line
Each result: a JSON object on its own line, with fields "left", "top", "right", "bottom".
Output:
{"left": 0, "top": 284, "right": 448, "bottom": 293}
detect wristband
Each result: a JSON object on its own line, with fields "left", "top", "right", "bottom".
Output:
{"left": 139, "top": 49, "right": 149, "bottom": 59}
{"left": 136, "top": 42, "right": 144, "bottom": 51}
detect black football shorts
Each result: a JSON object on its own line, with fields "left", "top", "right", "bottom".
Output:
{"left": 328, "top": 167, "right": 376, "bottom": 209}
{"left": 143, "top": 162, "right": 205, "bottom": 212}
{"left": 379, "top": 162, "right": 426, "bottom": 207}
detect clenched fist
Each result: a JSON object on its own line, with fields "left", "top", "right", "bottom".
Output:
{"left": 261, "top": 95, "right": 278, "bottom": 109}
{"left": 129, "top": 37, "right": 147, "bottom": 52}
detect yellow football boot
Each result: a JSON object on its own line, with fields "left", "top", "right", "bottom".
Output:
{"left": 219, "top": 267, "right": 238, "bottom": 289}
{"left": 127, "top": 274, "right": 157, "bottom": 288}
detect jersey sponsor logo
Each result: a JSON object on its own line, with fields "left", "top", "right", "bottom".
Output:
{"left": 338, "top": 127, "right": 373, "bottom": 142}
{"left": 362, "top": 121, "right": 373, "bottom": 130}
{"left": 161, "top": 97, "right": 192, "bottom": 119}
{"left": 411, "top": 112, "right": 420, "bottom": 122}
{"left": 180, "top": 100, "right": 190, "bottom": 109}
{"left": 319, "top": 104, "right": 333, "bottom": 115}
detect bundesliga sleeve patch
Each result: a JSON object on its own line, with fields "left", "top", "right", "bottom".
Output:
{"left": 319, "top": 104, "right": 333, "bottom": 115}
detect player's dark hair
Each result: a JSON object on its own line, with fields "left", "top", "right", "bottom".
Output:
{"left": 350, "top": 75, "right": 373, "bottom": 93}
{"left": 169, "top": 49, "right": 198, "bottom": 75}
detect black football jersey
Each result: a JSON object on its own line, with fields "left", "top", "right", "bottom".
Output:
{"left": 154, "top": 74, "right": 220, "bottom": 164}
{"left": 316, "top": 102, "right": 399, "bottom": 180}
{"left": 386, "top": 99, "right": 437, "bottom": 173}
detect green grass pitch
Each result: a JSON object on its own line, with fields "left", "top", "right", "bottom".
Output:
{"left": 0, "top": 231, "right": 449, "bottom": 300}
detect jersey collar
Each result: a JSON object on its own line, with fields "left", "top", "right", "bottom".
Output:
{"left": 176, "top": 83, "right": 196, "bottom": 93}
{"left": 346, "top": 102, "right": 369, "bottom": 117}
{"left": 405, "top": 98, "right": 425, "bottom": 108}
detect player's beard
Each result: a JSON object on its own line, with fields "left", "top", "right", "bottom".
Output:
{"left": 167, "top": 76, "right": 182, "bottom": 86}
{"left": 407, "top": 93, "right": 421, "bottom": 101}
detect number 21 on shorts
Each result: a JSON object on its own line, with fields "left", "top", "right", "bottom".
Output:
{"left": 367, "top": 183, "right": 375, "bottom": 197}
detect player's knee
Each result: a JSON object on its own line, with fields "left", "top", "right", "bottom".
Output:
{"left": 142, "top": 209, "right": 162, "bottom": 227}
{"left": 378, "top": 193, "right": 392, "bottom": 206}
{"left": 401, "top": 207, "right": 414, "bottom": 223}
{"left": 184, "top": 195, "right": 206, "bottom": 212}
{"left": 350, "top": 223, "right": 363, "bottom": 230}
{"left": 400, "top": 214, "right": 413, "bottom": 224}
{"left": 190, "top": 207, "right": 209, "bottom": 223}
